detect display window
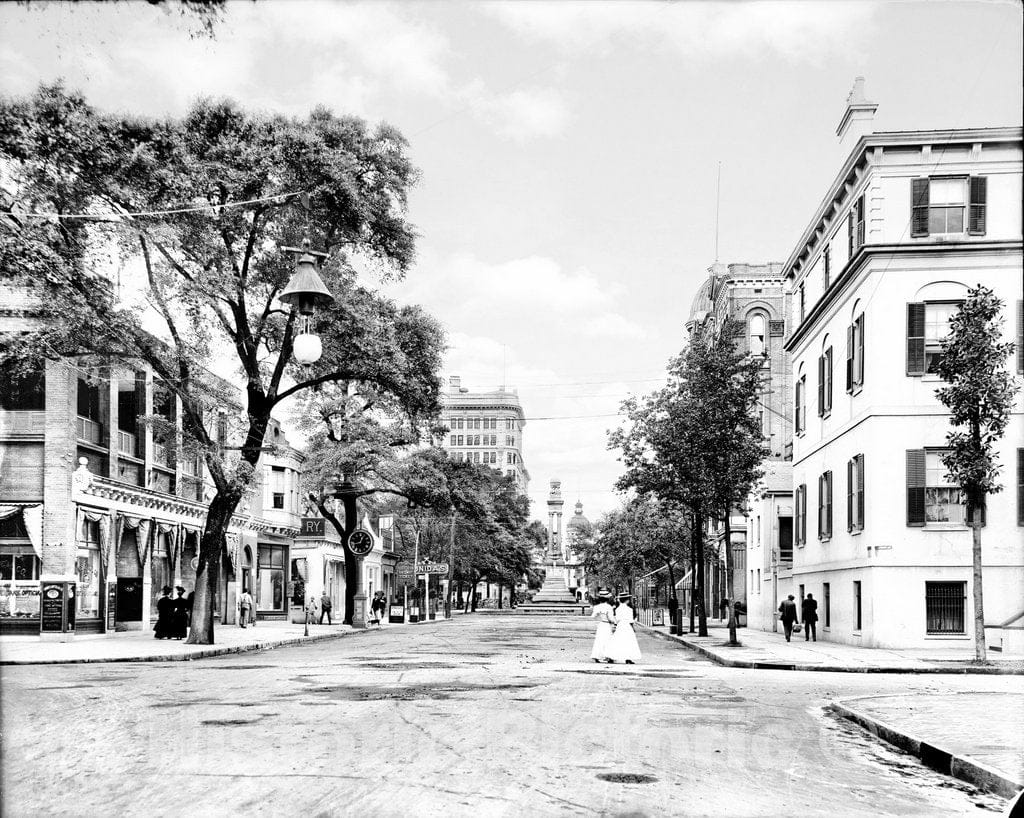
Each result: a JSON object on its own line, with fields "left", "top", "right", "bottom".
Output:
{"left": 150, "top": 531, "right": 171, "bottom": 616}
{"left": 257, "top": 544, "right": 286, "bottom": 611}
{"left": 76, "top": 518, "right": 102, "bottom": 619}
{"left": 0, "top": 547, "right": 41, "bottom": 620}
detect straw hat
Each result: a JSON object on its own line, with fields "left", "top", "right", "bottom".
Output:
{"left": 597, "top": 588, "right": 612, "bottom": 599}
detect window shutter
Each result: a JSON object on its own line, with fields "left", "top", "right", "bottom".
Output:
{"left": 856, "top": 195, "right": 865, "bottom": 247}
{"left": 795, "top": 379, "right": 803, "bottom": 433}
{"left": 1017, "top": 449, "right": 1024, "bottom": 526}
{"left": 847, "top": 211, "right": 854, "bottom": 257}
{"left": 906, "top": 449, "right": 926, "bottom": 526}
{"left": 817, "top": 355, "right": 825, "bottom": 417}
{"left": 824, "top": 348, "right": 833, "bottom": 412}
{"left": 1017, "top": 300, "right": 1023, "bottom": 375}
{"left": 817, "top": 474, "right": 824, "bottom": 539}
{"left": 801, "top": 485, "right": 807, "bottom": 545}
{"left": 846, "top": 324, "right": 854, "bottom": 392}
{"left": 968, "top": 176, "right": 987, "bottom": 236}
{"left": 795, "top": 486, "right": 802, "bottom": 545}
{"left": 857, "top": 454, "right": 865, "bottom": 529}
{"left": 911, "top": 178, "right": 930, "bottom": 237}
{"left": 847, "top": 459, "right": 854, "bottom": 532}
{"left": 856, "top": 314, "right": 865, "bottom": 386}
{"left": 906, "top": 303, "right": 926, "bottom": 375}
{"left": 826, "top": 471, "right": 833, "bottom": 537}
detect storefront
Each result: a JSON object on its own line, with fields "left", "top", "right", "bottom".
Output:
{"left": 0, "top": 505, "right": 42, "bottom": 634}
{"left": 256, "top": 540, "right": 289, "bottom": 619}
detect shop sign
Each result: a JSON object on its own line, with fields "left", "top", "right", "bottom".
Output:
{"left": 299, "top": 517, "right": 325, "bottom": 537}
{"left": 396, "top": 563, "right": 415, "bottom": 585}
{"left": 40, "top": 584, "right": 66, "bottom": 632}
{"left": 106, "top": 583, "right": 117, "bottom": 631}
{"left": 652, "top": 608, "right": 665, "bottom": 626}
{"left": 415, "top": 562, "right": 449, "bottom": 575}
{"left": 389, "top": 605, "right": 404, "bottom": 618}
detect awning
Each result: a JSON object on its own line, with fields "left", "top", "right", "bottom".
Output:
{"left": 0, "top": 504, "right": 43, "bottom": 559}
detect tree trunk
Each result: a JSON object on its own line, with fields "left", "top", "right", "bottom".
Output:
{"left": 186, "top": 491, "right": 236, "bottom": 644}
{"left": 469, "top": 578, "right": 480, "bottom": 612}
{"left": 696, "top": 512, "right": 708, "bottom": 637}
{"left": 689, "top": 513, "right": 700, "bottom": 633}
{"left": 665, "top": 560, "right": 677, "bottom": 629}
{"left": 340, "top": 493, "right": 359, "bottom": 625}
{"left": 724, "top": 512, "right": 738, "bottom": 645}
{"left": 971, "top": 507, "right": 987, "bottom": 663}
{"left": 497, "top": 581, "right": 503, "bottom": 609}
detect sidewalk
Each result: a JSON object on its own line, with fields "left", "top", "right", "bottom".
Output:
{"left": 830, "top": 692, "right": 1024, "bottom": 799}
{"left": 639, "top": 621, "right": 1024, "bottom": 674}
{"left": 0, "top": 619, "right": 421, "bottom": 665}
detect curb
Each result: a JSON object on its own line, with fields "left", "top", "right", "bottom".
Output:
{"left": 636, "top": 624, "right": 1024, "bottom": 675}
{"left": 829, "top": 698, "right": 1024, "bottom": 800}
{"left": 0, "top": 617, "right": 454, "bottom": 666}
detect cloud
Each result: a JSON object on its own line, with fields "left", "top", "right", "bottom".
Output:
{"left": 485, "top": 1, "right": 876, "bottom": 65}
{"left": 463, "top": 84, "right": 570, "bottom": 141}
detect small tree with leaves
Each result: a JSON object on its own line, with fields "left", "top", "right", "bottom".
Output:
{"left": 935, "top": 285, "right": 1020, "bottom": 663}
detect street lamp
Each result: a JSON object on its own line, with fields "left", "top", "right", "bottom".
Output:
{"left": 280, "top": 239, "right": 334, "bottom": 365}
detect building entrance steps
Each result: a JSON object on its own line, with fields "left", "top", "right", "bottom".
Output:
{"left": 637, "top": 619, "right": 1024, "bottom": 674}
{"left": 0, "top": 618, "right": 446, "bottom": 665}
{"left": 531, "top": 567, "right": 578, "bottom": 604}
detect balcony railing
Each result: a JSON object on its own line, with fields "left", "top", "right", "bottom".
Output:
{"left": 76, "top": 416, "right": 103, "bottom": 445}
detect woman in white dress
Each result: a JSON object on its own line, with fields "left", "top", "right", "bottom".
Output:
{"left": 590, "top": 589, "right": 615, "bottom": 662}
{"left": 606, "top": 593, "right": 641, "bottom": 664}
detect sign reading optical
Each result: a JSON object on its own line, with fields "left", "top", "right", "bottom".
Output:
{"left": 346, "top": 530, "right": 374, "bottom": 557}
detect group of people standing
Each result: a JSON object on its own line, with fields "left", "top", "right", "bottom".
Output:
{"left": 777, "top": 593, "right": 818, "bottom": 642}
{"left": 590, "top": 588, "right": 642, "bottom": 664}
{"left": 154, "top": 585, "right": 192, "bottom": 639}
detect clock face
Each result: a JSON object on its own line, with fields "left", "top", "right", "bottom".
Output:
{"left": 347, "top": 530, "right": 374, "bottom": 556}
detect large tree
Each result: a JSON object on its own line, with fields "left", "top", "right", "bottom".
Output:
{"left": 0, "top": 83, "right": 433, "bottom": 643}
{"left": 935, "top": 285, "right": 1020, "bottom": 663}
{"left": 610, "top": 320, "right": 766, "bottom": 637}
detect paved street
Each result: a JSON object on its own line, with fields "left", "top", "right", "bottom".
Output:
{"left": 2, "top": 615, "right": 1016, "bottom": 817}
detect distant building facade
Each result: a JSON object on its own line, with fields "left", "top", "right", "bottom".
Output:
{"left": 438, "top": 375, "right": 529, "bottom": 493}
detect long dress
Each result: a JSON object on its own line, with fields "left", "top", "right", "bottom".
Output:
{"left": 154, "top": 595, "right": 174, "bottom": 639}
{"left": 170, "top": 595, "right": 189, "bottom": 639}
{"left": 590, "top": 601, "right": 615, "bottom": 660}
{"left": 606, "top": 604, "right": 642, "bottom": 663}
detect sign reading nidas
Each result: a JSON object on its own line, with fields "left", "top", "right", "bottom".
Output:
{"left": 415, "top": 562, "right": 449, "bottom": 575}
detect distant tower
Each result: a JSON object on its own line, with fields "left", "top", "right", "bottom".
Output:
{"left": 546, "top": 479, "right": 564, "bottom": 562}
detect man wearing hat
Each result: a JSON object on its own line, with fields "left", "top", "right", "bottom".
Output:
{"left": 589, "top": 588, "right": 615, "bottom": 663}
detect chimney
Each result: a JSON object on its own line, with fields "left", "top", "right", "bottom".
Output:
{"left": 836, "top": 77, "right": 878, "bottom": 153}
{"left": 449, "top": 375, "right": 461, "bottom": 393}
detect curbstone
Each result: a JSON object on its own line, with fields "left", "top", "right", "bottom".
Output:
{"left": 829, "top": 699, "right": 1023, "bottom": 800}
{"left": 635, "top": 623, "right": 1024, "bottom": 675}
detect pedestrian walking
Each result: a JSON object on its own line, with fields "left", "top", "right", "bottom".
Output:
{"left": 801, "top": 593, "right": 818, "bottom": 641}
{"left": 154, "top": 585, "right": 174, "bottom": 639}
{"left": 305, "top": 595, "right": 318, "bottom": 625}
{"left": 319, "top": 591, "right": 333, "bottom": 625}
{"left": 605, "top": 593, "right": 641, "bottom": 664}
{"left": 238, "top": 588, "right": 254, "bottom": 628}
{"left": 171, "top": 586, "right": 189, "bottom": 639}
{"left": 370, "top": 591, "right": 386, "bottom": 628}
{"left": 589, "top": 588, "right": 615, "bottom": 663}
{"left": 778, "top": 594, "right": 799, "bottom": 642}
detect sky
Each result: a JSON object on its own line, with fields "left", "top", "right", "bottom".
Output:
{"left": 1, "top": 0, "right": 1021, "bottom": 522}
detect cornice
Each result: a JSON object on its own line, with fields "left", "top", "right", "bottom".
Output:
{"left": 784, "top": 237, "right": 1024, "bottom": 353}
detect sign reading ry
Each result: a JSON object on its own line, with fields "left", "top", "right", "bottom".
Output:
{"left": 299, "top": 517, "right": 325, "bottom": 537}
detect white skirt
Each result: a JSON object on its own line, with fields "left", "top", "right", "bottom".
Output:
{"left": 605, "top": 623, "right": 641, "bottom": 663}
{"left": 591, "top": 622, "right": 614, "bottom": 660}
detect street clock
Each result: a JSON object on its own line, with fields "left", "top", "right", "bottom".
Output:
{"left": 347, "top": 530, "right": 374, "bottom": 557}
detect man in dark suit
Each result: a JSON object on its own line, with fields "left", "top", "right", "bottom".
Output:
{"left": 801, "top": 593, "right": 819, "bottom": 641}
{"left": 778, "top": 595, "right": 798, "bottom": 642}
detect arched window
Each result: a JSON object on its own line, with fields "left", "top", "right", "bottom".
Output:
{"left": 749, "top": 313, "right": 767, "bottom": 356}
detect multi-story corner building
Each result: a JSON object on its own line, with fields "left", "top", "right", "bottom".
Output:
{"left": 783, "top": 79, "right": 1023, "bottom": 648}
{"left": 438, "top": 375, "right": 529, "bottom": 493}
{"left": 685, "top": 262, "right": 792, "bottom": 613}
{"left": 0, "top": 292, "right": 304, "bottom": 633}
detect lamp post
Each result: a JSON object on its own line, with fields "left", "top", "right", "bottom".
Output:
{"left": 322, "top": 473, "right": 368, "bottom": 628}
{"left": 280, "top": 239, "right": 334, "bottom": 365}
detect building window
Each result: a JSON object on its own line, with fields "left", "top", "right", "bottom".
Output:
{"left": 846, "top": 454, "right": 865, "bottom": 532}
{"left": 795, "top": 375, "right": 806, "bottom": 435}
{"left": 795, "top": 484, "right": 807, "bottom": 546}
{"left": 925, "top": 581, "right": 966, "bottom": 634}
{"left": 749, "top": 314, "right": 767, "bottom": 356}
{"left": 0, "top": 368, "right": 45, "bottom": 411}
{"left": 257, "top": 544, "right": 286, "bottom": 611}
{"left": 912, "top": 176, "right": 986, "bottom": 237}
{"left": 450, "top": 435, "right": 456, "bottom": 446}
{"left": 848, "top": 194, "right": 865, "bottom": 255}
{"left": 817, "top": 471, "right": 833, "bottom": 540}
{"left": 907, "top": 449, "right": 967, "bottom": 527}
{"left": 779, "top": 516, "right": 793, "bottom": 563}
{"left": 271, "top": 466, "right": 286, "bottom": 510}
{"left": 907, "top": 301, "right": 961, "bottom": 376}
{"left": 473, "top": 452, "right": 480, "bottom": 463}
{"left": 817, "top": 347, "right": 833, "bottom": 417}
{"left": 798, "top": 284, "right": 806, "bottom": 322}
{"left": 823, "top": 245, "right": 831, "bottom": 290}
{"left": 823, "top": 583, "right": 831, "bottom": 627}
{"left": 853, "top": 580, "right": 862, "bottom": 630}
{"left": 846, "top": 313, "right": 865, "bottom": 392}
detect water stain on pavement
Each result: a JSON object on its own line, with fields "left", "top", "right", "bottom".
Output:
{"left": 293, "top": 681, "right": 543, "bottom": 702}
{"left": 200, "top": 717, "right": 265, "bottom": 726}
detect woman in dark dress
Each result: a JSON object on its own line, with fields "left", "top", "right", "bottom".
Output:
{"left": 171, "top": 586, "right": 190, "bottom": 639}
{"left": 154, "top": 586, "right": 174, "bottom": 639}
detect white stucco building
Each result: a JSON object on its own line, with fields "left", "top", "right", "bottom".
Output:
{"left": 781, "top": 80, "right": 1023, "bottom": 649}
